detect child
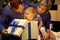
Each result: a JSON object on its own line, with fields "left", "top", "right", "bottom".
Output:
{"left": 24, "top": 7, "right": 37, "bottom": 21}
{"left": 37, "top": 1, "right": 56, "bottom": 40}
{"left": 24, "top": 7, "right": 43, "bottom": 40}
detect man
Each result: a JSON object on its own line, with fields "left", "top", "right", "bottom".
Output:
{"left": 0, "top": 0, "right": 24, "bottom": 40}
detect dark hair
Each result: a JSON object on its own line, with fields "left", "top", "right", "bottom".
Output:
{"left": 9, "top": 0, "right": 23, "bottom": 9}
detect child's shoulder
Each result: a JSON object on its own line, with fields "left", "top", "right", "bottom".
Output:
{"left": 34, "top": 14, "right": 42, "bottom": 21}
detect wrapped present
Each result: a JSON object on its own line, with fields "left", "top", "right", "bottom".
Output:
{"left": 7, "top": 19, "right": 28, "bottom": 37}
{"left": 22, "top": 21, "right": 38, "bottom": 40}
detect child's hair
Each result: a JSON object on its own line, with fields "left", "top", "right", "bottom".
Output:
{"left": 24, "top": 7, "right": 37, "bottom": 19}
{"left": 38, "top": 0, "right": 52, "bottom": 12}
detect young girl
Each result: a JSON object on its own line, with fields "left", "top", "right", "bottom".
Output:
{"left": 37, "top": 0, "right": 56, "bottom": 40}
{"left": 24, "top": 7, "right": 36, "bottom": 21}
{"left": 24, "top": 7, "right": 43, "bottom": 40}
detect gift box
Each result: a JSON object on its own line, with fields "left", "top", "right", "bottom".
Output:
{"left": 7, "top": 19, "right": 28, "bottom": 37}
{"left": 22, "top": 21, "right": 38, "bottom": 40}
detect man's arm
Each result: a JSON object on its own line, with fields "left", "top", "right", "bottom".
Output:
{"left": 0, "top": 6, "right": 8, "bottom": 33}
{"left": 22, "top": 0, "right": 37, "bottom": 9}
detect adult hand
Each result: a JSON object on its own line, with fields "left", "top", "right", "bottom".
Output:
{"left": 1, "top": 29, "right": 8, "bottom": 36}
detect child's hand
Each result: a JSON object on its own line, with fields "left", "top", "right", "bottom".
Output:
{"left": 42, "top": 34, "right": 49, "bottom": 40}
{"left": 2, "top": 29, "right": 8, "bottom": 36}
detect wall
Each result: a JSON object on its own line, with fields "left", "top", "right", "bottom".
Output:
{"left": 50, "top": 0, "right": 60, "bottom": 21}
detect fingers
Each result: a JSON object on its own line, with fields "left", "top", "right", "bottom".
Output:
{"left": 2, "top": 29, "right": 8, "bottom": 36}
{"left": 3, "top": 29, "right": 8, "bottom": 33}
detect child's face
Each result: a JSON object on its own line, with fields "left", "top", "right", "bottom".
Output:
{"left": 25, "top": 12, "right": 34, "bottom": 21}
{"left": 37, "top": 6, "right": 47, "bottom": 14}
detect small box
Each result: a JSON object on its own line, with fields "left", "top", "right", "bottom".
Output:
{"left": 7, "top": 19, "right": 28, "bottom": 37}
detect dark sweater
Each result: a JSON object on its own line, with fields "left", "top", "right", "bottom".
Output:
{"left": 0, "top": 5, "right": 24, "bottom": 40}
